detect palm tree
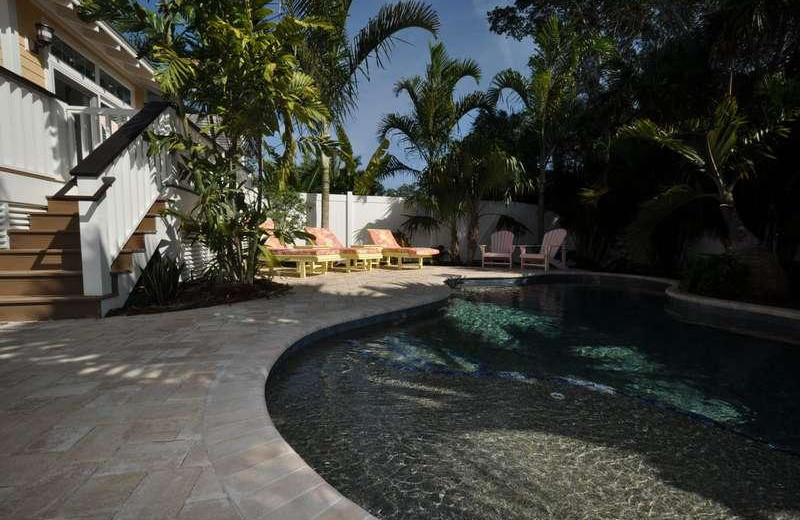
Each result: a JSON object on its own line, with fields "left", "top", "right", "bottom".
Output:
{"left": 619, "top": 95, "right": 793, "bottom": 301}
{"left": 707, "top": 0, "right": 798, "bottom": 95}
{"left": 620, "top": 96, "right": 791, "bottom": 250}
{"left": 379, "top": 42, "right": 490, "bottom": 260}
{"left": 451, "top": 137, "right": 523, "bottom": 264}
{"left": 282, "top": 0, "right": 440, "bottom": 227}
{"left": 489, "top": 14, "right": 612, "bottom": 242}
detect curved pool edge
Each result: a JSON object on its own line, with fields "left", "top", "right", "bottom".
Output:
{"left": 207, "top": 267, "right": 799, "bottom": 520}
{"left": 455, "top": 270, "right": 800, "bottom": 345}
{"left": 665, "top": 286, "right": 800, "bottom": 345}
{"left": 202, "top": 271, "right": 463, "bottom": 520}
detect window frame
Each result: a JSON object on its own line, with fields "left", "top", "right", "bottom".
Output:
{"left": 45, "top": 30, "right": 136, "bottom": 109}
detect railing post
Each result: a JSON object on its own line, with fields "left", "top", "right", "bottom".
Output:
{"left": 0, "top": 202, "right": 9, "bottom": 250}
{"left": 76, "top": 177, "right": 112, "bottom": 296}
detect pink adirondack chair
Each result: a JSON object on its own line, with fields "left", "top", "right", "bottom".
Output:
{"left": 480, "top": 231, "right": 515, "bottom": 268}
{"left": 518, "top": 228, "right": 568, "bottom": 272}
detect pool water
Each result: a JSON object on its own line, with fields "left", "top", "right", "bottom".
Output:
{"left": 266, "top": 284, "right": 800, "bottom": 520}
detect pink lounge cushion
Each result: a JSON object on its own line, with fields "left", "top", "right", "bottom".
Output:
{"left": 367, "top": 229, "right": 400, "bottom": 248}
{"left": 367, "top": 229, "right": 438, "bottom": 256}
{"left": 269, "top": 248, "right": 340, "bottom": 256}
{"left": 306, "top": 227, "right": 344, "bottom": 248}
{"left": 382, "top": 247, "right": 439, "bottom": 257}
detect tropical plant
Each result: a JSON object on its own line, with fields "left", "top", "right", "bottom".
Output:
{"left": 382, "top": 184, "right": 418, "bottom": 198}
{"left": 618, "top": 95, "right": 796, "bottom": 302}
{"left": 82, "top": 0, "right": 331, "bottom": 285}
{"left": 281, "top": 0, "right": 440, "bottom": 227}
{"left": 380, "top": 42, "right": 490, "bottom": 259}
{"left": 429, "top": 133, "right": 523, "bottom": 264}
{"left": 381, "top": 42, "right": 488, "bottom": 168}
{"left": 489, "top": 14, "right": 612, "bottom": 242}
{"left": 680, "top": 253, "right": 750, "bottom": 301}
{"left": 618, "top": 96, "right": 791, "bottom": 253}
{"left": 131, "top": 250, "right": 185, "bottom": 307}
{"left": 291, "top": 137, "right": 410, "bottom": 196}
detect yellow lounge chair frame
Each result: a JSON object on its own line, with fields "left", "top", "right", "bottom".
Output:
{"left": 304, "top": 228, "right": 383, "bottom": 273}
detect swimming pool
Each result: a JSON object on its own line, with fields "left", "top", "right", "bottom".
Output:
{"left": 266, "top": 283, "right": 800, "bottom": 519}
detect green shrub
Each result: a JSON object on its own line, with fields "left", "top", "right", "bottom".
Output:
{"left": 680, "top": 253, "right": 750, "bottom": 300}
{"left": 131, "top": 250, "right": 185, "bottom": 307}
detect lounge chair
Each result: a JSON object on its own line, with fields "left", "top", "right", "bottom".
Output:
{"left": 260, "top": 219, "right": 341, "bottom": 278}
{"left": 518, "top": 228, "right": 568, "bottom": 272}
{"left": 480, "top": 230, "right": 515, "bottom": 268}
{"left": 305, "top": 227, "right": 383, "bottom": 272}
{"left": 367, "top": 229, "right": 439, "bottom": 269}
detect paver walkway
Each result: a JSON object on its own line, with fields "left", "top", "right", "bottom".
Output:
{"left": 0, "top": 266, "right": 522, "bottom": 520}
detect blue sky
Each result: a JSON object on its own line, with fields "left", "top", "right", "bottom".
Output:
{"left": 345, "top": 0, "right": 532, "bottom": 187}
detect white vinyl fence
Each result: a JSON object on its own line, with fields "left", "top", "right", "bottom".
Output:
{"left": 301, "top": 192, "right": 547, "bottom": 263}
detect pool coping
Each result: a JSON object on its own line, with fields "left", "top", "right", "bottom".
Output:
{"left": 205, "top": 284, "right": 456, "bottom": 520}
{"left": 453, "top": 271, "right": 800, "bottom": 345}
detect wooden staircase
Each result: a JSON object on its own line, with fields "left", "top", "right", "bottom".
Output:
{"left": 0, "top": 198, "right": 166, "bottom": 321}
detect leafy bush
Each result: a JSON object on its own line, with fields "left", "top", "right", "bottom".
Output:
{"left": 263, "top": 188, "right": 311, "bottom": 246}
{"left": 680, "top": 254, "right": 750, "bottom": 300}
{"left": 131, "top": 250, "right": 185, "bottom": 307}
{"left": 393, "top": 229, "right": 411, "bottom": 247}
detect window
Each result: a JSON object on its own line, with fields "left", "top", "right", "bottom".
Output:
{"left": 99, "top": 69, "right": 132, "bottom": 105}
{"left": 146, "top": 90, "right": 163, "bottom": 103}
{"left": 51, "top": 35, "right": 95, "bottom": 79}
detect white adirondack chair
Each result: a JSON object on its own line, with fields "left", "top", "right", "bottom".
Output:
{"left": 518, "top": 228, "right": 568, "bottom": 272}
{"left": 480, "top": 230, "right": 515, "bottom": 268}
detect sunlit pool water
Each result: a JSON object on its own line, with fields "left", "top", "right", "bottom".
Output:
{"left": 266, "top": 283, "right": 800, "bottom": 519}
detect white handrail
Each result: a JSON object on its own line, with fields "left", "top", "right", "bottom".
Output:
{"left": 65, "top": 107, "right": 139, "bottom": 117}
{"left": 76, "top": 106, "right": 177, "bottom": 296}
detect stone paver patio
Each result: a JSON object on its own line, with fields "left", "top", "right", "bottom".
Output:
{"left": 0, "top": 266, "right": 522, "bottom": 520}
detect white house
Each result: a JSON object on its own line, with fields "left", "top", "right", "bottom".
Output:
{"left": 0, "top": 0, "right": 184, "bottom": 320}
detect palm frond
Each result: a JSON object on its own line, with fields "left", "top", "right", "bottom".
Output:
{"left": 350, "top": 1, "right": 440, "bottom": 79}
{"left": 488, "top": 68, "right": 529, "bottom": 108}
{"left": 618, "top": 119, "right": 706, "bottom": 168}
{"left": 625, "top": 184, "right": 720, "bottom": 263}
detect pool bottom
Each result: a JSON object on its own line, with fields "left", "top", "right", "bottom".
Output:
{"left": 266, "top": 283, "right": 800, "bottom": 519}
{"left": 267, "top": 343, "right": 800, "bottom": 520}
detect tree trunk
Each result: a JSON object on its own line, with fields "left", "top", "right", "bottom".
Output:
{"left": 719, "top": 203, "right": 759, "bottom": 252}
{"left": 536, "top": 169, "right": 546, "bottom": 243}
{"left": 320, "top": 152, "right": 331, "bottom": 228}
{"left": 466, "top": 207, "right": 480, "bottom": 265}
{"left": 449, "top": 219, "right": 461, "bottom": 264}
{"left": 720, "top": 203, "right": 789, "bottom": 304}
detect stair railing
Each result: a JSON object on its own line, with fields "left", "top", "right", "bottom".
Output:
{"left": 70, "top": 102, "right": 176, "bottom": 296}
{"left": 65, "top": 106, "right": 138, "bottom": 160}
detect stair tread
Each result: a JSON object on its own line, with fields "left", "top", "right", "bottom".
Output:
{"left": 0, "top": 249, "right": 81, "bottom": 254}
{"left": 8, "top": 230, "right": 153, "bottom": 236}
{"left": 0, "top": 294, "right": 111, "bottom": 303}
{"left": 8, "top": 230, "right": 79, "bottom": 234}
{"left": 0, "top": 270, "right": 82, "bottom": 277}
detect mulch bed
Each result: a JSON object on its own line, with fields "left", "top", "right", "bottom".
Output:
{"left": 107, "top": 278, "right": 291, "bottom": 317}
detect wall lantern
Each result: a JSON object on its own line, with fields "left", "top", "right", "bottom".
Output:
{"left": 35, "top": 22, "right": 55, "bottom": 51}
